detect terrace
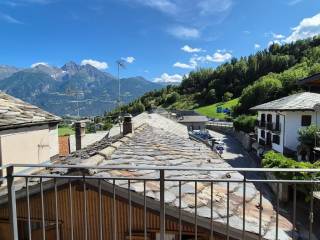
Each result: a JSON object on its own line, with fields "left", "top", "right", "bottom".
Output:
{"left": 0, "top": 164, "right": 319, "bottom": 240}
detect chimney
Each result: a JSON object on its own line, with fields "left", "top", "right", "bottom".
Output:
{"left": 75, "top": 121, "right": 86, "bottom": 150}
{"left": 123, "top": 114, "right": 133, "bottom": 135}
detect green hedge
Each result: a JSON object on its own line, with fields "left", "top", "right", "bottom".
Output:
{"left": 233, "top": 115, "right": 256, "bottom": 133}
{"left": 262, "top": 151, "right": 320, "bottom": 180}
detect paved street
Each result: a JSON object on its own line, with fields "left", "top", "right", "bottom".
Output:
{"left": 208, "top": 129, "right": 259, "bottom": 168}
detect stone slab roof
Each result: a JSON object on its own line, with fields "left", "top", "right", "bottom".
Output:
{"left": 178, "top": 115, "right": 209, "bottom": 123}
{"left": 0, "top": 91, "right": 61, "bottom": 129}
{"left": 250, "top": 92, "right": 320, "bottom": 111}
{"left": 0, "top": 113, "right": 293, "bottom": 239}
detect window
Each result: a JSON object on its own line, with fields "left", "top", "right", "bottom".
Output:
{"left": 301, "top": 115, "right": 312, "bottom": 126}
{"left": 261, "top": 113, "right": 265, "bottom": 122}
{"left": 273, "top": 135, "right": 280, "bottom": 145}
{"left": 267, "top": 114, "right": 272, "bottom": 123}
{"left": 260, "top": 130, "right": 265, "bottom": 138}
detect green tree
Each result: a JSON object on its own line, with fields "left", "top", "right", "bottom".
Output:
{"left": 205, "top": 89, "right": 217, "bottom": 104}
{"left": 222, "top": 92, "right": 233, "bottom": 102}
{"left": 165, "top": 92, "right": 180, "bottom": 105}
{"left": 298, "top": 124, "right": 320, "bottom": 148}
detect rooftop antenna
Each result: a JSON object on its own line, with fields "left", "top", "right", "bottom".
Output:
{"left": 116, "top": 59, "right": 126, "bottom": 109}
{"left": 66, "top": 87, "right": 85, "bottom": 118}
{"left": 116, "top": 59, "right": 126, "bottom": 134}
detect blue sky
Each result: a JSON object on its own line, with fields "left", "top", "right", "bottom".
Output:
{"left": 1, "top": 0, "right": 320, "bottom": 82}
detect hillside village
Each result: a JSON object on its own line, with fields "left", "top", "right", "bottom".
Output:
{"left": 0, "top": 64, "right": 320, "bottom": 239}
{"left": 1, "top": 11, "right": 320, "bottom": 240}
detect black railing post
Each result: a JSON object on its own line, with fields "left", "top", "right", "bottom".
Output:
{"left": 7, "top": 166, "right": 18, "bottom": 240}
{"left": 160, "top": 169, "right": 165, "bottom": 240}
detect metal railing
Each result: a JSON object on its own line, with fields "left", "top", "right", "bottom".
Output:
{"left": 1, "top": 164, "right": 320, "bottom": 240}
{"left": 257, "top": 121, "right": 281, "bottom": 132}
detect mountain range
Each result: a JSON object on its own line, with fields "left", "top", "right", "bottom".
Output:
{"left": 0, "top": 62, "right": 163, "bottom": 116}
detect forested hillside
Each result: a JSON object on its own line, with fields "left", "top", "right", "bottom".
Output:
{"left": 112, "top": 36, "right": 320, "bottom": 118}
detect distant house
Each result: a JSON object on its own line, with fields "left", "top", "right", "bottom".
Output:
{"left": 298, "top": 72, "right": 320, "bottom": 91}
{"left": 0, "top": 92, "right": 61, "bottom": 167}
{"left": 178, "top": 115, "right": 209, "bottom": 131}
{"left": 250, "top": 92, "right": 320, "bottom": 158}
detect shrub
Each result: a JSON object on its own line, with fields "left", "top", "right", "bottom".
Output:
{"left": 165, "top": 92, "right": 180, "bottom": 105}
{"left": 222, "top": 92, "right": 233, "bottom": 102}
{"left": 102, "top": 120, "right": 113, "bottom": 131}
{"left": 233, "top": 115, "right": 256, "bottom": 133}
{"left": 262, "top": 151, "right": 320, "bottom": 180}
{"left": 298, "top": 124, "right": 320, "bottom": 148}
{"left": 128, "top": 101, "right": 145, "bottom": 115}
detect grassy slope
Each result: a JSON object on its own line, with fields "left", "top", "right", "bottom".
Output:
{"left": 58, "top": 127, "right": 75, "bottom": 136}
{"left": 195, "top": 98, "right": 239, "bottom": 120}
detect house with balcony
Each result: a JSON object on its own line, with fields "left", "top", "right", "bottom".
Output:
{"left": 0, "top": 92, "right": 61, "bottom": 168}
{"left": 250, "top": 92, "right": 320, "bottom": 158}
{"left": 0, "top": 113, "right": 300, "bottom": 240}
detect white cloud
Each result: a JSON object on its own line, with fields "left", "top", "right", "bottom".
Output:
{"left": 272, "top": 33, "right": 285, "bottom": 39}
{"left": 81, "top": 59, "right": 108, "bottom": 70}
{"left": 254, "top": 44, "right": 261, "bottom": 49}
{"left": 122, "top": 56, "right": 135, "bottom": 63}
{"left": 265, "top": 32, "right": 285, "bottom": 39}
{"left": 173, "top": 62, "right": 195, "bottom": 69}
{"left": 0, "top": 12, "right": 23, "bottom": 24}
{"left": 174, "top": 57, "right": 197, "bottom": 69}
{"left": 197, "top": 0, "right": 233, "bottom": 16}
{"left": 243, "top": 30, "right": 251, "bottom": 34}
{"left": 133, "top": 0, "right": 177, "bottom": 15}
{"left": 197, "top": 49, "right": 232, "bottom": 63}
{"left": 31, "top": 62, "right": 49, "bottom": 68}
{"left": 128, "top": 0, "right": 233, "bottom": 37}
{"left": 286, "top": 13, "right": 320, "bottom": 43}
{"left": 268, "top": 40, "right": 281, "bottom": 47}
{"left": 130, "top": 0, "right": 233, "bottom": 18}
{"left": 154, "top": 73, "right": 183, "bottom": 83}
{"left": 181, "top": 45, "right": 203, "bottom": 53}
{"left": 167, "top": 26, "right": 200, "bottom": 39}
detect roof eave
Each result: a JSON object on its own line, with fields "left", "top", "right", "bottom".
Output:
{"left": 250, "top": 108, "right": 315, "bottom": 112}
{"left": 0, "top": 119, "right": 61, "bottom": 131}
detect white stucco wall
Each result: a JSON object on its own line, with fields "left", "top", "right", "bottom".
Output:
{"left": 283, "top": 111, "right": 320, "bottom": 151}
{"left": 49, "top": 124, "right": 59, "bottom": 159}
{"left": 0, "top": 123, "right": 59, "bottom": 166}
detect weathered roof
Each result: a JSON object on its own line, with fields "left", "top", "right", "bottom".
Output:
{"left": 250, "top": 92, "right": 320, "bottom": 111}
{"left": 178, "top": 115, "right": 209, "bottom": 123}
{"left": 0, "top": 91, "right": 61, "bottom": 130}
{"left": 1, "top": 113, "right": 293, "bottom": 239}
{"left": 297, "top": 72, "right": 320, "bottom": 86}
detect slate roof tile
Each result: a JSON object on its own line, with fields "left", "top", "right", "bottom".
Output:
{"left": 250, "top": 92, "right": 320, "bottom": 111}
{"left": 0, "top": 92, "right": 61, "bottom": 129}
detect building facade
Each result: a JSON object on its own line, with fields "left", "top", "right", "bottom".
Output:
{"left": 178, "top": 116, "right": 209, "bottom": 131}
{"left": 251, "top": 92, "right": 320, "bottom": 158}
{"left": 0, "top": 92, "right": 61, "bottom": 167}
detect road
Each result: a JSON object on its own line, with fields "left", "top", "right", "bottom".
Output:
{"left": 208, "top": 129, "right": 259, "bottom": 169}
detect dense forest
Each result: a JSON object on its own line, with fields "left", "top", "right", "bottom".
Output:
{"left": 107, "top": 35, "right": 320, "bottom": 119}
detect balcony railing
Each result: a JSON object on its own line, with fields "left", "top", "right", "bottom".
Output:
{"left": 257, "top": 121, "right": 281, "bottom": 132}
{"left": 1, "top": 164, "right": 320, "bottom": 240}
